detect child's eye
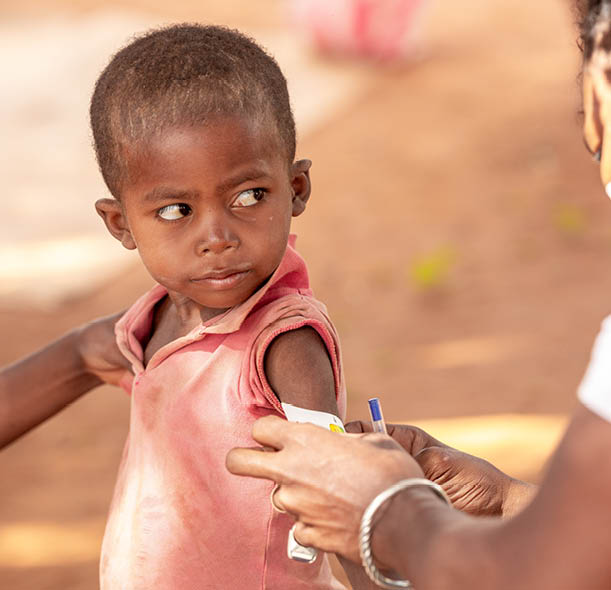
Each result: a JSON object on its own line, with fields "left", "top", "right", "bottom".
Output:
{"left": 233, "top": 188, "right": 266, "bottom": 207}
{"left": 158, "top": 204, "right": 192, "bottom": 220}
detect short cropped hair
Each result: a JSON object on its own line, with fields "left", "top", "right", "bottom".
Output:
{"left": 90, "top": 24, "right": 296, "bottom": 197}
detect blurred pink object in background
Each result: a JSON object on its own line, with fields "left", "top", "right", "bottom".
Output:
{"left": 291, "top": 0, "right": 426, "bottom": 60}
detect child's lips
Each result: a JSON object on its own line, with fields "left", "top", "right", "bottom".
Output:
{"left": 191, "top": 268, "right": 251, "bottom": 289}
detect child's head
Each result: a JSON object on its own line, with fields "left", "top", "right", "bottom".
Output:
{"left": 91, "top": 24, "right": 296, "bottom": 196}
{"left": 92, "top": 24, "right": 311, "bottom": 314}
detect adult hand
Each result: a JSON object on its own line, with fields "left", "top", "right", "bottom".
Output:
{"left": 226, "top": 415, "right": 424, "bottom": 563}
{"left": 75, "top": 311, "right": 131, "bottom": 387}
{"left": 347, "top": 421, "right": 535, "bottom": 517}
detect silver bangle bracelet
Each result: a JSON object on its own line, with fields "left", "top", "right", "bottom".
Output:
{"left": 358, "top": 478, "right": 452, "bottom": 589}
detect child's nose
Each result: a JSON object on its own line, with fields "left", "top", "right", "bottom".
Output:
{"left": 195, "top": 218, "right": 239, "bottom": 256}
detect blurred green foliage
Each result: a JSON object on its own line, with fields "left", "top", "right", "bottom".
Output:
{"left": 409, "top": 246, "right": 456, "bottom": 290}
{"left": 552, "top": 203, "right": 587, "bottom": 237}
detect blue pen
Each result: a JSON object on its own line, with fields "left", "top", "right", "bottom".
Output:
{"left": 368, "top": 397, "right": 387, "bottom": 434}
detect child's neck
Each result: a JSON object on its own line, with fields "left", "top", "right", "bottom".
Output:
{"left": 169, "top": 292, "right": 229, "bottom": 326}
{"left": 143, "top": 294, "right": 229, "bottom": 366}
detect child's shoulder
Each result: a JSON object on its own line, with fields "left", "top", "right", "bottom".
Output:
{"left": 115, "top": 284, "right": 167, "bottom": 344}
{"left": 244, "top": 289, "right": 345, "bottom": 415}
{"left": 248, "top": 289, "right": 333, "bottom": 342}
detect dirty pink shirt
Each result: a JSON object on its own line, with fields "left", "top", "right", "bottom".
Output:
{"left": 100, "top": 237, "right": 347, "bottom": 589}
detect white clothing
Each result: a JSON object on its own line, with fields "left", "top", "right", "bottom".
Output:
{"left": 578, "top": 315, "right": 611, "bottom": 423}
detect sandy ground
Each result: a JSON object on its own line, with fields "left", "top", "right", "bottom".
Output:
{"left": 2, "top": 0, "right": 611, "bottom": 588}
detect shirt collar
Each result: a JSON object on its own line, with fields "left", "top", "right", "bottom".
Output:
{"left": 116, "top": 235, "right": 311, "bottom": 369}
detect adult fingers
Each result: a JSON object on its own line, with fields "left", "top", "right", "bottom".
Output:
{"left": 413, "top": 446, "right": 455, "bottom": 479}
{"left": 270, "top": 483, "right": 290, "bottom": 514}
{"left": 396, "top": 424, "right": 447, "bottom": 453}
{"left": 348, "top": 420, "right": 446, "bottom": 454}
{"left": 292, "top": 522, "right": 319, "bottom": 551}
{"left": 292, "top": 522, "right": 339, "bottom": 557}
{"left": 383, "top": 423, "right": 446, "bottom": 455}
{"left": 293, "top": 522, "right": 360, "bottom": 563}
{"left": 225, "top": 446, "right": 284, "bottom": 482}
{"left": 252, "top": 415, "right": 340, "bottom": 450}
{"left": 348, "top": 421, "right": 448, "bottom": 458}
{"left": 345, "top": 420, "right": 371, "bottom": 433}
{"left": 250, "top": 415, "right": 291, "bottom": 449}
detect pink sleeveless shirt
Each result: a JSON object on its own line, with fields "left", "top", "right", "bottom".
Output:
{"left": 100, "top": 238, "right": 347, "bottom": 589}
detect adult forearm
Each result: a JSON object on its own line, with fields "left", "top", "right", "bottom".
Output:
{"left": 0, "top": 329, "right": 102, "bottom": 448}
{"left": 371, "top": 486, "right": 502, "bottom": 590}
{"left": 371, "top": 486, "right": 606, "bottom": 590}
{"left": 336, "top": 555, "right": 379, "bottom": 589}
{"left": 368, "top": 406, "right": 611, "bottom": 590}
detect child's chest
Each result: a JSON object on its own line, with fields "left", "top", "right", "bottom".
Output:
{"left": 143, "top": 297, "right": 228, "bottom": 366}
{"left": 143, "top": 323, "right": 177, "bottom": 365}
{"left": 143, "top": 307, "right": 201, "bottom": 366}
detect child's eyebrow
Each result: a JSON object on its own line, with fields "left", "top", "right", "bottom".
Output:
{"left": 140, "top": 169, "right": 271, "bottom": 203}
{"left": 215, "top": 169, "right": 271, "bottom": 194}
{"left": 143, "top": 188, "right": 195, "bottom": 203}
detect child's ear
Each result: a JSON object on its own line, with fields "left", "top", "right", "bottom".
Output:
{"left": 290, "top": 159, "right": 312, "bottom": 217}
{"left": 95, "top": 198, "right": 137, "bottom": 250}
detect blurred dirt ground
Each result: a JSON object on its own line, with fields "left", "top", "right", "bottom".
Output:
{"left": 2, "top": 0, "right": 611, "bottom": 588}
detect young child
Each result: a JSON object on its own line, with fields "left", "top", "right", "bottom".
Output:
{"left": 90, "top": 23, "right": 361, "bottom": 589}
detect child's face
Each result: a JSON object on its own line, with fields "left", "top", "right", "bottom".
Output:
{"left": 96, "top": 116, "right": 310, "bottom": 313}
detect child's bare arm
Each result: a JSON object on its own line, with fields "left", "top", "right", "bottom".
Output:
{"left": 264, "top": 325, "right": 338, "bottom": 414}
{"left": 0, "top": 312, "right": 130, "bottom": 448}
{"left": 264, "top": 326, "right": 377, "bottom": 589}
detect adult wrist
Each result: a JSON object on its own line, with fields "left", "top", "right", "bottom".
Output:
{"left": 361, "top": 478, "right": 452, "bottom": 588}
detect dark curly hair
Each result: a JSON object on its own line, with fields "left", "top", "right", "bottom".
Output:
{"left": 576, "top": 0, "right": 609, "bottom": 59}
{"left": 90, "top": 24, "right": 296, "bottom": 197}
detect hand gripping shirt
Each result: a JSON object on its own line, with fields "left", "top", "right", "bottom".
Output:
{"left": 101, "top": 237, "right": 347, "bottom": 589}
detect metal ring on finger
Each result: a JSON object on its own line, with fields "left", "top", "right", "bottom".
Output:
{"left": 270, "top": 483, "right": 287, "bottom": 513}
